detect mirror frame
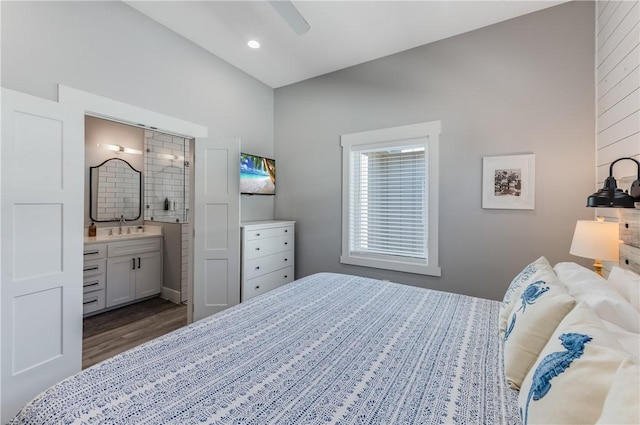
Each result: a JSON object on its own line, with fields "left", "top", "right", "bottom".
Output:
{"left": 89, "top": 158, "right": 142, "bottom": 222}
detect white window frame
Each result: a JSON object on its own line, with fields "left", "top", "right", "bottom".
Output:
{"left": 340, "top": 121, "right": 441, "bottom": 276}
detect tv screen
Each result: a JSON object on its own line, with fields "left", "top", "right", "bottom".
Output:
{"left": 240, "top": 153, "right": 276, "bottom": 195}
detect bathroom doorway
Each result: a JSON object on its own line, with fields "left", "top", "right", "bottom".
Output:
{"left": 82, "top": 116, "right": 193, "bottom": 369}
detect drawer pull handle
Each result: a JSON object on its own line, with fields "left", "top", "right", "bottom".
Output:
{"left": 255, "top": 266, "right": 260, "bottom": 270}
{"left": 256, "top": 233, "right": 261, "bottom": 237}
{"left": 84, "top": 250, "right": 99, "bottom": 256}
{"left": 284, "top": 242, "right": 288, "bottom": 245}
{"left": 83, "top": 299, "right": 98, "bottom": 306}
{"left": 255, "top": 285, "right": 260, "bottom": 290}
{"left": 132, "top": 258, "right": 136, "bottom": 270}
{"left": 83, "top": 282, "right": 99, "bottom": 288}
{"left": 83, "top": 266, "right": 99, "bottom": 272}
{"left": 284, "top": 258, "right": 288, "bottom": 262}
{"left": 625, "top": 259, "right": 630, "bottom": 265}
{"left": 137, "top": 257, "right": 141, "bottom": 269}
{"left": 284, "top": 229, "right": 288, "bottom": 233}
{"left": 284, "top": 275, "right": 288, "bottom": 279}
{"left": 255, "top": 247, "right": 260, "bottom": 251}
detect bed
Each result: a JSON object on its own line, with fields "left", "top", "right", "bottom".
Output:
{"left": 10, "top": 273, "right": 519, "bottom": 424}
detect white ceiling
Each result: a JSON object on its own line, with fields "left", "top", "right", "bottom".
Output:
{"left": 125, "top": 1, "right": 566, "bottom": 88}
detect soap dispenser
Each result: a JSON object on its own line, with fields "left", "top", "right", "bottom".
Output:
{"left": 88, "top": 221, "right": 97, "bottom": 237}
{"left": 164, "top": 198, "right": 170, "bottom": 211}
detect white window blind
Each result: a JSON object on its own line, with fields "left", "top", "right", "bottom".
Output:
{"left": 349, "top": 144, "right": 427, "bottom": 261}
{"left": 340, "top": 121, "right": 441, "bottom": 276}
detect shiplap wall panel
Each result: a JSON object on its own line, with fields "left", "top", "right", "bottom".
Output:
{"left": 597, "top": 111, "right": 640, "bottom": 148}
{"left": 597, "top": 1, "right": 618, "bottom": 34}
{"left": 598, "top": 133, "right": 640, "bottom": 164}
{"left": 598, "top": 3, "right": 639, "bottom": 60}
{"left": 598, "top": 67, "right": 639, "bottom": 112}
{"left": 595, "top": 0, "right": 640, "bottom": 271}
{"left": 597, "top": 89, "right": 640, "bottom": 130}
{"left": 598, "top": 44, "right": 640, "bottom": 95}
{"left": 597, "top": 1, "right": 637, "bottom": 51}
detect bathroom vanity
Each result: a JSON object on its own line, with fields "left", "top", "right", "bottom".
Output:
{"left": 83, "top": 227, "right": 163, "bottom": 316}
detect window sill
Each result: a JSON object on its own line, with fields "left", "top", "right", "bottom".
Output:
{"left": 340, "top": 254, "right": 441, "bottom": 277}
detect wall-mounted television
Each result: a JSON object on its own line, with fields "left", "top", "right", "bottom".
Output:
{"left": 240, "top": 153, "right": 276, "bottom": 195}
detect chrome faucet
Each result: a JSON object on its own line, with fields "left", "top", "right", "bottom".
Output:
{"left": 119, "top": 215, "right": 125, "bottom": 235}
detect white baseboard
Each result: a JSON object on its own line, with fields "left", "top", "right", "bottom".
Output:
{"left": 160, "top": 287, "right": 181, "bottom": 305}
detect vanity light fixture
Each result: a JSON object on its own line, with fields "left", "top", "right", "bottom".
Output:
{"left": 97, "top": 143, "right": 142, "bottom": 155}
{"left": 247, "top": 40, "right": 261, "bottom": 49}
{"left": 157, "top": 153, "right": 185, "bottom": 161}
{"left": 587, "top": 157, "right": 640, "bottom": 208}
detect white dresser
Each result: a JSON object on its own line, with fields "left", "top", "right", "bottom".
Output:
{"left": 241, "top": 220, "right": 295, "bottom": 301}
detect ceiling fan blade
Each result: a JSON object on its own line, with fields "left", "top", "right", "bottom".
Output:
{"left": 268, "top": 0, "right": 310, "bottom": 35}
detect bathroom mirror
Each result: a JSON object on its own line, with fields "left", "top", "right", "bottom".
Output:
{"left": 90, "top": 158, "right": 142, "bottom": 222}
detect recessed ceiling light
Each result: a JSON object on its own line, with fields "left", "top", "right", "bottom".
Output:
{"left": 247, "top": 40, "right": 260, "bottom": 49}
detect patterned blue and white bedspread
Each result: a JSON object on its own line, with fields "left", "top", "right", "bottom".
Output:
{"left": 11, "top": 273, "right": 519, "bottom": 424}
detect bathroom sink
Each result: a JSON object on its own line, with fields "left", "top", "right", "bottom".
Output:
{"left": 87, "top": 225, "right": 162, "bottom": 242}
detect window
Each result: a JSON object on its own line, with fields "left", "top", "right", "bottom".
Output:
{"left": 340, "top": 121, "right": 441, "bottom": 276}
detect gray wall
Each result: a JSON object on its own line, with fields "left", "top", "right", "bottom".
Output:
{"left": 1, "top": 0, "right": 275, "bottom": 223}
{"left": 274, "top": 1, "right": 596, "bottom": 300}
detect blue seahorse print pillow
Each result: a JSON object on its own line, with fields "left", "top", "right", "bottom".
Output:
{"left": 518, "top": 302, "right": 631, "bottom": 424}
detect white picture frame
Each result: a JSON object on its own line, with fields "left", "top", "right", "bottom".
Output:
{"left": 482, "top": 154, "right": 535, "bottom": 210}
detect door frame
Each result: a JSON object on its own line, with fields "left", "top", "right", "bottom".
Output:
{"left": 59, "top": 85, "right": 209, "bottom": 324}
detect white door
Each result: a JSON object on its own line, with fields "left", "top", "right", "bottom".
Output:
{"left": 1, "top": 89, "right": 83, "bottom": 422}
{"left": 192, "top": 138, "right": 240, "bottom": 321}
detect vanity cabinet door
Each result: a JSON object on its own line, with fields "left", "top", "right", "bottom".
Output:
{"left": 135, "top": 251, "right": 162, "bottom": 299}
{"left": 106, "top": 256, "right": 136, "bottom": 307}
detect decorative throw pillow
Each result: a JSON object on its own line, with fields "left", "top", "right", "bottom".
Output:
{"left": 503, "top": 277, "right": 576, "bottom": 390}
{"left": 608, "top": 266, "right": 640, "bottom": 312}
{"left": 596, "top": 359, "right": 640, "bottom": 425}
{"left": 499, "top": 256, "right": 555, "bottom": 335}
{"left": 554, "top": 262, "right": 639, "bottom": 333}
{"left": 518, "top": 302, "right": 632, "bottom": 425}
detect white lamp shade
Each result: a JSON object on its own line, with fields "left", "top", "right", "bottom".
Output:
{"left": 570, "top": 220, "right": 619, "bottom": 261}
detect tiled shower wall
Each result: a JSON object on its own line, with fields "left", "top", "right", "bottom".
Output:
{"left": 144, "top": 131, "right": 190, "bottom": 223}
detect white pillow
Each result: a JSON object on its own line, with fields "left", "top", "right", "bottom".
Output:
{"left": 554, "top": 262, "right": 640, "bottom": 333}
{"left": 518, "top": 302, "right": 632, "bottom": 424}
{"left": 600, "top": 319, "right": 640, "bottom": 362}
{"left": 596, "top": 359, "right": 640, "bottom": 425}
{"left": 608, "top": 266, "right": 640, "bottom": 312}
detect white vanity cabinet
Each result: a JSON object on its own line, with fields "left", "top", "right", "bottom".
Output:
{"left": 241, "top": 220, "right": 295, "bottom": 301}
{"left": 106, "top": 236, "right": 163, "bottom": 308}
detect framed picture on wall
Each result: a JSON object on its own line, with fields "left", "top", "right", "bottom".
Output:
{"left": 482, "top": 154, "right": 535, "bottom": 210}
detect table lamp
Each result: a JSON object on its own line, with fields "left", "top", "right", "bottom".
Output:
{"left": 569, "top": 217, "right": 620, "bottom": 276}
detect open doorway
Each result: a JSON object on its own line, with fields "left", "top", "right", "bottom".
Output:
{"left": 82, "top": 116, "right": 193, "bottom": 368}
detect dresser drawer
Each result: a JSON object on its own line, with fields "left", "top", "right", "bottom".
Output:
{"left": 83, "top": 274, "right": 105, "bottom": 294}
{"left": 243, "top": 266, "right": 294, "bottom": 301}
{"left": 244, "top": 250, "right": 293, "bottom": 280}
{"left": 83, "top": 289, "right": 106, "bottom": 315}
{"left": 83, "top": 244, "right": 106, "bottom": 260}
{"left": 83, "top": 259, "right": 106, "bottom": 278}
{"left": 244, "top": 225, "right": 293, "bottom": 241}
{"left": 244, "top": 234, "right": 293, "bottom": 260}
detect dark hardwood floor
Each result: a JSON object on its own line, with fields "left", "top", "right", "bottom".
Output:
{"left": 82, "top": 297, "right": 187, "bottom": 369}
